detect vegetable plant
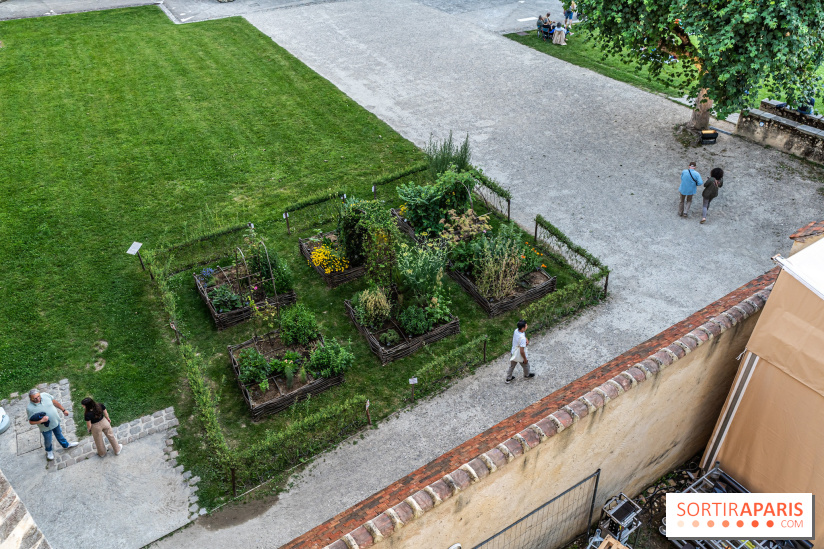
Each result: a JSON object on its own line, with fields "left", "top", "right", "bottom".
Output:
{"left": 280, "top": 304, "right": 320, "bottom": 346}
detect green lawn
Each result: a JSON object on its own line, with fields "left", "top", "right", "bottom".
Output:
{"left": 0, "top": 7, "right": 595, "bottom": 508}
{"left": 0, "top": 7, "right": 423, "bottom": 421}
{"left": 507, "top": 28, "right": 824, "bottom": 107}
{"left": 507, "top": 28, "right": 688, "bottom": 98}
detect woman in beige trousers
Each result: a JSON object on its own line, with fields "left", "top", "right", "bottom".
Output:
{"left": 81, "top": 397, "right": 122, "bottom": 458}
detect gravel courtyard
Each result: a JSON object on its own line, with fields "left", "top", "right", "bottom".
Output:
{"left": 150, "top": 0, "right": 824, "bottom": 547}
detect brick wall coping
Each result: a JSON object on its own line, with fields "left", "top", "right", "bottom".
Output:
{"left": 790, "top": 220, "right": 824, "bottom": 241}
{"left": 284, "top": 269, "right": 779, "bottom": 549}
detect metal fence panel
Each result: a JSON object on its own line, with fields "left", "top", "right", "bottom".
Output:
{"left": 474, "top": 470, "right": 600, "bottom": 549}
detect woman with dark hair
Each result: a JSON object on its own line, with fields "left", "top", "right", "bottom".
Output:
{"left": 700, "top": 167, "right": 724, "bottom": 224}
{"left": 82, "top": 397, "right": 122, "bottom": 458}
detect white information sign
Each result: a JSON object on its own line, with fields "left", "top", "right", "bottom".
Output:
{"left": 127, "top": 242, "right": 142, "bottom": 255}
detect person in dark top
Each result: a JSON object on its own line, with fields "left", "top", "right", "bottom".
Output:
{"left": 700, "top": 167, "right": 724, "bottom": 224}
{"left": 798, "top": 96, "right": 815, "bottom": 115}
{"left": 82, "top": 397, "right": 122, "bottom": 458}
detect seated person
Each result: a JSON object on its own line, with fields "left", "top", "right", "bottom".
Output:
{"left": 552, "top": 23, "right": 568, "bottom": 45}
{"left": 798, "top": 97, "right": 815, "bottom": 115}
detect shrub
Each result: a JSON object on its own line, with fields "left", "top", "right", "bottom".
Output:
{"left": 280, "top": 304, "right": 320, "bottom": 346}
{"left": 398, "top": 305, "right": 432, "bottom": 336}
{"left": 425, "top": 132, "right": 471, "bottom": 180}
{"left": 209, "top": 285, "right": 242, "bottom": 313}
{"left": 237, "top": 348, "right": 271, "bottom": 386}
{"left": 379, "top": 329, "right": 400, "bottom": 346}
{"left": 338, "top": 199, "right": 368, "bottom": 266}
{"left": 310, "top": 339, "right": 355, "bottom": 378}
{"left": 396, "top": 242, "right": 448, "bottom": 305}
{"left": 353, "top": 286, "right": 392, "bottom": 330}
{"left": 425, "top": 291, "right": 452, "bottom": 326}
{"left": 397, "top": 168, "right": 477, "bottom": 235}
{"left": 339, "top": 197, "right": 399, "bottom": 285}
{"left": 450, "top": 223, "right": 544, "bottom": 299}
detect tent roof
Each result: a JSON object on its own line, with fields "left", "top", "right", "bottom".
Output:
{"left": 773, "top": 236, "right": 824, "bottom": 301}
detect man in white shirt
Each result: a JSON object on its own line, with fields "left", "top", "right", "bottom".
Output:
{"left": 26, "top": 389, "right": 78, "bottom": 461}
{"left": 507, "top": 319, "right": 536, "bottom": 384}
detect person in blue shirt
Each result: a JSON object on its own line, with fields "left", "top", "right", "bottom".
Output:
{"left": 678, "top": 162, "right": 703, "bottom": 217}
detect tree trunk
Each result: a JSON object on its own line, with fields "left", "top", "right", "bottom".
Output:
{"left": 687, "top": 88, "right": 713, "bottom": 130}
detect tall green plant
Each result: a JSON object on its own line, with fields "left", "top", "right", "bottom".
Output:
{"left": 339, "top": 197, "right": 399, "bottom": 286}
{"left": 397, "top": 168, "right": 477, "bottom": 234}
{"left": 425, "top": 132, "right": 471, "bottom": 179}
{"left": 474, "top": 223, "right": 526, "bottom": 301}
{"left": 396, "top": 242, "right": 448, "bottom": 304}
{"left": 280, "top": 304, "right": 320, "bottom": 346}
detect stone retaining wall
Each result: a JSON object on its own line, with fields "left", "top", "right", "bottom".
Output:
{"left": 0, "top": 469, "right": 52, "bottom": 549}
{"left": 759, "top": 99, "right": 824, "bottom": 131}
{"left": 735, "top": 108, "right": 824, "bottom": 165}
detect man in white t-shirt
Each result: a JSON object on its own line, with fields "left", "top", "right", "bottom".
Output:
{"left": 26, "top": 389, "right": 79, "bottom": 461}
{"left": 507, "top": 319, "right": 536, "bottom": 384}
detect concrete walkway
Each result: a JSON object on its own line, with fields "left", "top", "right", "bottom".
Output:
{"left": 151, "top": 0, "right": 824, "bottom": 548}
{"left": 0, "top": 381, "right": 199, "bottom": 549}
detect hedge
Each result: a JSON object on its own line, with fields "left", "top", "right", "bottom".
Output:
{"left": 414, "top": 335, "right": 489, "bottom": 398}
{"left": 470, "top": 168, "right": 513, "bottom": 201}
{"left": 371, "top": 162, "right": 428, "bottom": 186}
{"left": 234, "top": 395, "right": 368, "bottom": 487}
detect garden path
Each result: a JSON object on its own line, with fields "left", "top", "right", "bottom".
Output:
{"left": 151, "top": 0, "right": 824, "bottom": 548}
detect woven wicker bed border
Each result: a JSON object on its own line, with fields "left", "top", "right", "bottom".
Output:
{"left": 447, "top": 268, "right": 557, "bottom": 317}
{"left": 391, "top": 209, "right": 421, "bottom": 242}
{"left": 228, "top": 331, "right": 342, "bottom": 420}
{"left": 195, "top": 274, "right": 297, "bottom": 330}
{"left": 343, "top": 300, "right": 460, "bottom": 364}
{"left": 298, "top": 232, "right": 367, "bottom": 288}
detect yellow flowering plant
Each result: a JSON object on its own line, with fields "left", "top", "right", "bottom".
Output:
{"left": 308, "top": 243, "right": 350, "bottom": 274}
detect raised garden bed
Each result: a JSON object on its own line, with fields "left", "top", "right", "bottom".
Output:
{"left": 299, "top": 232, "right": 366, "bottom": 288}
{"left": 448, "top": 268, "right": 556, "bottom": 316}
{"left": 228, "top": 331, "right": 342, "bottom": 420}
{"left": 195, "top": 265, "right": 297, "bottom": 330}
{"left": 344, "top": 296, "right": 460, "bottom": 364}
{"left": 391, "top": 209, "right": 421, "bottom": 242}
{"left": 393, "top": 209, "right": 557, "bottom": 316}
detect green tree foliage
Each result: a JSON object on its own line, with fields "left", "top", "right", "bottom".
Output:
{"left": 577, "top": 0, "right": 824, "bottom": 125}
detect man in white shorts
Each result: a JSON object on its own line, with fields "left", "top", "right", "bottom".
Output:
{"left": 507, "top": 319, "right": 536, "bottom": 384}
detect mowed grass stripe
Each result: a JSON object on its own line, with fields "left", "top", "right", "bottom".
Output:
{"left": 0, "top": 7, "right": 424, "bottom": 422}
